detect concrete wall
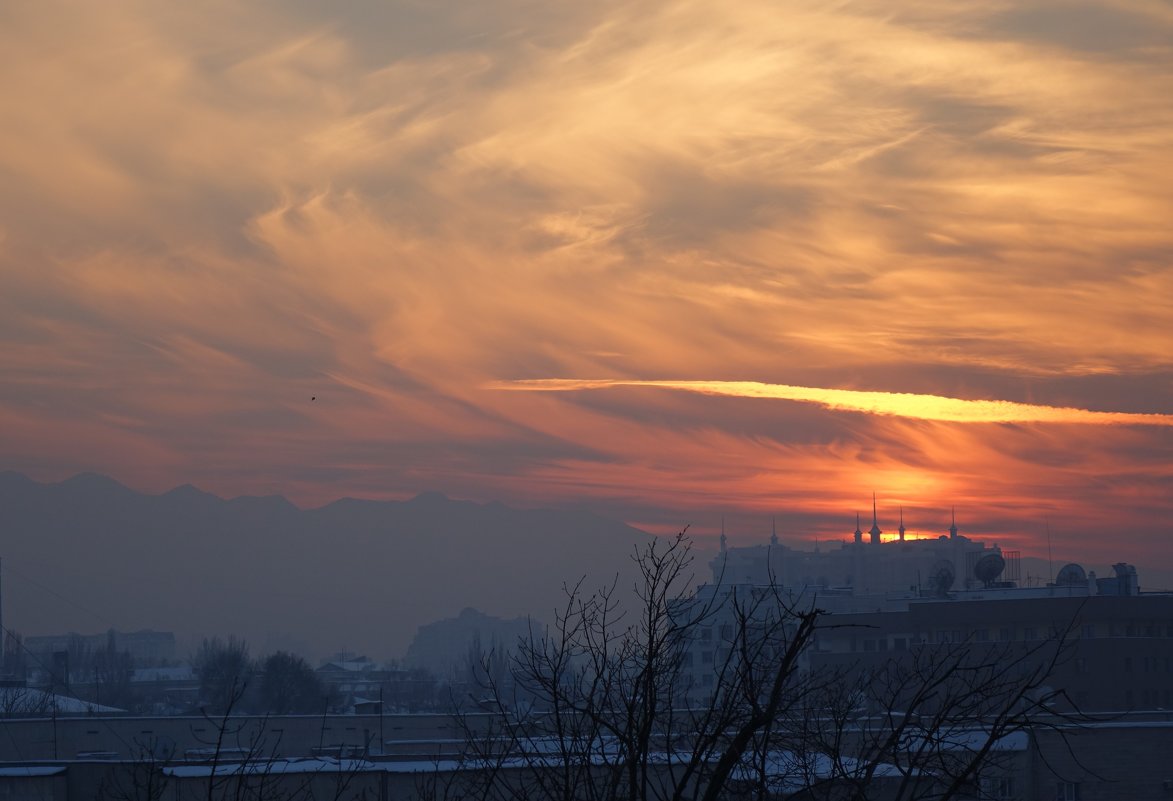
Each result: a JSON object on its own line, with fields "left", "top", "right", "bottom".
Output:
{"left": 1032, "top": 723, "right": 1173, "bottom": 801}
{"left": 0, "top": 712, "right": 493, "bottom": 762}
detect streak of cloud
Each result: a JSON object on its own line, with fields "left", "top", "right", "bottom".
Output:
{"left": 491, "top": 379, "right": 1173, "bottom": 426}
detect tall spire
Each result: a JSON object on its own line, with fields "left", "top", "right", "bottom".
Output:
{"left": 853, "top": 513, "right": 863, "bottom": 545}
{"left": 770, "top": 517, "right": 778, "bottom": 546}
{"left": 949, "top": 507, "right": 958, "bottom": 539}
{"left": 898, "top": 506, "right": 906, "bottom": 541}
{"left": 869, "top": 492, "right": 882, "bottom": 544}
{"left": 720, "top": 516, "right": 727, "bottom": 552}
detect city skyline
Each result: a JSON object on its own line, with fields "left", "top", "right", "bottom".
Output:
{"left": 2, "top": 2, "right": 1171, "bottom": 563}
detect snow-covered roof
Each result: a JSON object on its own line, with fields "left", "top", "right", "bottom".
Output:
{"left": 729, "top": 751, "right": 914, "bottom": 794}
{"left": 0, "top": 766, "right": 67, "bottom": 777}
{"left": 318, "top": 660, "right": 379, "bottom": 673}
{"left": 904, "top": 729, "right": 1029, "bottom": 753}
{"left": 0, "top": 687, "right": 125, "bottom": 715}
{"left": 165, "top": 758, "right": 375, "bottom": 778}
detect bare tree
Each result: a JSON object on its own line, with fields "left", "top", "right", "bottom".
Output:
{"left": 745, "top": 626, "right": 1082, "bottom": 801}
{"left": 187, "top": 675, "right": 373, "bottom": 801}
{"left": 429, "top": 532, "right": 823, "bottom": 801}
{"left": 0, "top": 685, "right": 53, "bottom": 717}
{"left": 194, "top": 636, "right": 252, "bottom": 714}
{"left": 259, "top": 651, "right": 324, "bottom": 715}
{"left": 426, "top": 532, "right": 1083, "bottom": 801}
{"left": 95, "top": 735, "right": 175, "bottom": 801}
{"left": 91, "top": 643, "right": 137, "bottom": 711}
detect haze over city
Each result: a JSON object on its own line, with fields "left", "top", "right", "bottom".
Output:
{"left": 4, "top": 6, "right": 1173, "bottom": 799}
{"left": 3, "top": 0, "right": 1172, "bottom": 612}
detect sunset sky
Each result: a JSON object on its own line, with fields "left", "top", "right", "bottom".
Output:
{"left": 2, "top": 1, "right": 1171, "bottom": 565}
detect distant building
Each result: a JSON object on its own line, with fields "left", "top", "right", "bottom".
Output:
{"left": 25, "top": 629, "right": 176, "bottom": 666}
{"left": 317, "top": 656, "right": 390, "bottom": 710}
{"left": 711, "top": 506, "right": 1022, "bottom": 599}
{"left": 680, "top": 508, "right": 1165, "bottom": 712}
{"left": 403, "top": 607, "right": 534, "bottom": 679}
{"left": 807, "top": 593, "right": 1173, "bottom": 713}
{"left": 129, "top": 665, "right": 199, "bottom": 715}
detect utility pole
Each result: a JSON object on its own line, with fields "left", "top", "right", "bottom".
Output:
{"left": 0, "top": 556, "right": 5, "bottom": 676}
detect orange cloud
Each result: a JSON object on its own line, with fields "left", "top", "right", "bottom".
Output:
{"left": 0, "top": 0, "right": 1171, "bottom": 572}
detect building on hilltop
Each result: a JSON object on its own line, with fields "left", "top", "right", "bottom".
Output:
{"left": 711, "top": 505, "right": 1023, "bottom": 600}
{"left": 679, "top": 506, "right": 1161, "bottom": 712}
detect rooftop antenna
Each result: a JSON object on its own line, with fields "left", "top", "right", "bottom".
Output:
{"left": 720, "top": 516, "right": 727, "bottom": 553}
{"left": 898, "top": 507, "right": 906, "bottom": 541}
{"left": 853, "top": 513, "right": 863, "bottom": 545}
{"left": 770, "top": 517, "right": 778, "bottom": 547}
{"left": 949, "top": 507, "right": 958, "bottom": 539}
{"left": 0, "top": 556, "right": 4, "bottom": 675}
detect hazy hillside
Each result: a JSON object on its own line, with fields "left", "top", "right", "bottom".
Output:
{"left": 0, "top": 472, "right": 652, "bottom": 661}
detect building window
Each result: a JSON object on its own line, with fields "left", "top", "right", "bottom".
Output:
{"left": 894, "top": 638, "right": 907, "bottom": 651}
{"left": 701, "top": 628, "right": 713, "bottom": 641}
{"left": 1081, "top": 624, "right": 1094, "bottom": 639}
{"left": 1024, "top": 628, "right": 1037, "bottom": 641}
{"left": 701, "top": 651, "right": 713, "bottom": 664}
{"left": 999, "top": 627, "right": 1012, "bottom": 642}
{"left": 1056, "top": 781, "right": 1081, "bottom": 800}
{"left": 701, "top": 674, "right": 714, "bottom": 687}
{"left": 981, "top": 776, "right": 1014, "bottom": 800}
{"left": 863, "top": 639, "right": 876, "bottom": 652}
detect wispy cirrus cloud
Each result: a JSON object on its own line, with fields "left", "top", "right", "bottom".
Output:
{"left": 0, "top": 0, "right": 1171, "bottom": 569}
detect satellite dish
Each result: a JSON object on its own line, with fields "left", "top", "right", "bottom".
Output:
{"left": 1055, "top": 563, "right": 1087, "bottom": 586}
{"left": 928, "top": 559, "right": 955, "bottom": 596}
{"left": 974, "top": 553, "right": 1006, "bottom": 586}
